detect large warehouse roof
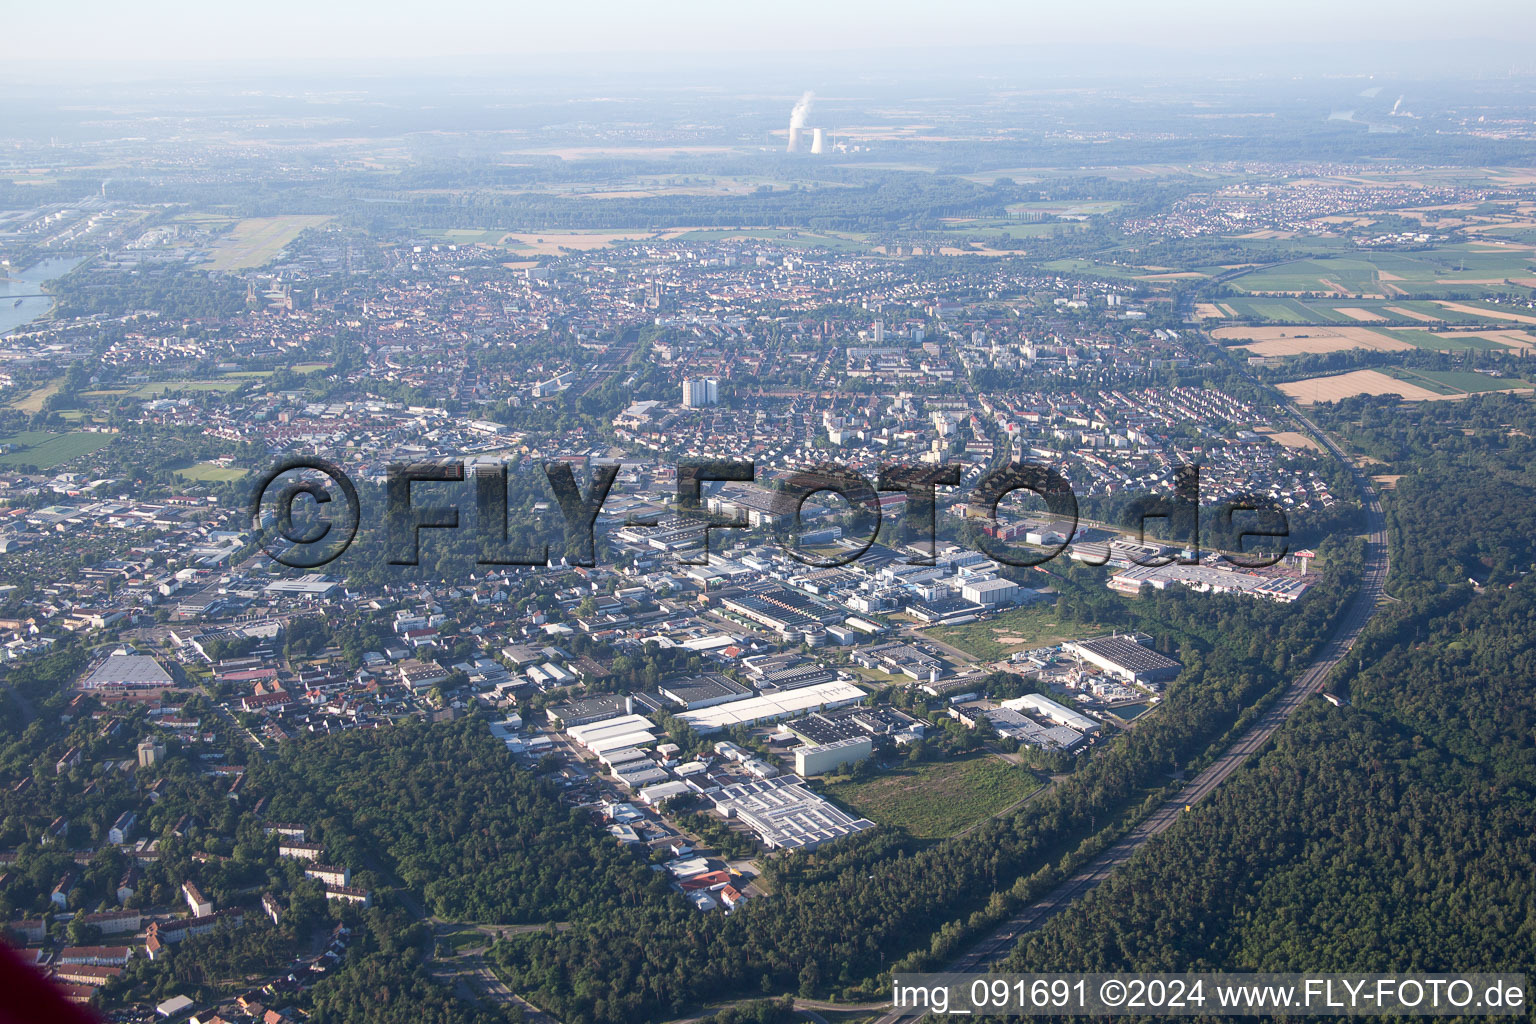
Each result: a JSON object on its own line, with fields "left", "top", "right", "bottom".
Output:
{"left": 566, "top": 713, "right": 656, "bottom": 745}
{"left": 712, "top": 776, "right": 874, "bottom": 850}
{"left": 80, "top": 654, "right": 173, "bottom": 689}
{"left": 678, "top": 681, "right": 866, "bottom": 733}
{"left": 1002, "top": 693, "right": 1101, "bottom": 734}
{"left": 584, "top": 730, "right": 660, "bottom": 755}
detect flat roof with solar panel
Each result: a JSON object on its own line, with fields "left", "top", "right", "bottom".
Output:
{"left": 1064, "top": 635, "right": 1182, "bottom": 685}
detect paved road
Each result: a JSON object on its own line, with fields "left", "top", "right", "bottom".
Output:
{"left": 438, "top": 944, "right": 563, "bottom": 1024}
{"left": 863, "top": 405, "right": 1391, "bottom": 1021}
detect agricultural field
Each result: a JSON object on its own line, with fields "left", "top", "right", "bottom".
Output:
{"left": 1040, "top": 258, "right": 1164, "bottom": 281}
{"left": 923, "top": 601, "right": 1097, "bottom": 662}
{"left": 200, "top": 215, "right": 333, "bottom": 271}
{"left": 1433, "top": 300, "right": 1536, "bottom": 325}
{"left": 934, "top": 217, "right": 1090, "bottom": 241}
{"left": 1211, "top": 324, "right": 1416, "bottom": 356}
{"left": 1279, "top": 368, "right": 1533, "bottom": 404}
{"left": 817, "top": 755, "right": 1040, "bottom": 839}
{"left": 1004, "top": 199, "right": 1128, "bottom": 216}
{"left": 1393, "top": 368, "right": 1535, "bottom": 393}
{"left": 1211, "top": 318, "right": 1536, "bottom": 354}
{"left": 420, "top": 229, "right": 510, "bottom": 245}
{"left": 7, "top": 380, "right": 60, "bottom": 413}
{"left": 485, "top": 230, "right": 666, "bottom": 254}
{"left": 1231, "top": 246, "right": 1536, "bottom": 298}
{"left": 0, "top": 430, "right": 113, "bottom": 469}
{"left": 1212, "top": 296, "right": 1520, "bottom": 326}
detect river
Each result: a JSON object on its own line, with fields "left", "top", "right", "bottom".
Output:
{"left": 0, "top": 255, "right": 88, "bottom": 335}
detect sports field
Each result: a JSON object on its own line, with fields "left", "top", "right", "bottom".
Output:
{"left": 201, "top": 215, "right": 332, "bottom": 271}
{"left": 818, "top": 756, "right": 1040, "bottom": 838}
{"left": 175, "top": 463, "right": 248, "bottom": 482}
{"left": 0, "top": 430, "right": 113, "bottom": 469}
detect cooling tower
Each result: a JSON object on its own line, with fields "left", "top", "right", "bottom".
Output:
{"left": 811, "top": 128, "right": 824, "bottom": 154}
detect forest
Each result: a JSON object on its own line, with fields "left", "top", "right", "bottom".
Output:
{"left": 250, "top": 720, "right": 677, "bottom": 925}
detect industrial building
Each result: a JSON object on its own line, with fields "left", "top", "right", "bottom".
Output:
{"left": 720, "top": 586, "right": 842, "bottom": 636}
{"left": 959, "top": 576, "right": 1022, "bottom": 606}
{"left": 851, "top": 641, "right": 945, "bottom": 681}
{"left": 78, "top": 652, "right": 173, "bottom": 698}
{"left": 1107, "top": 562, "right": 1311, "bottom": 603}
{"left": 614, "top": 763, "right": 670, "bottom": 789}
{"left": 678, "top": 680, "right": 865, "bottom": 733}
{"left": 1063, "top": 634, "right": 1182, "bottom": 687}
{"left": 658, "top": 672, "right": 752, "bottom": 710}
{"left": 711, "top": 775, "right": 875, "bottom": 850}
{"left": 794, "top": 735, "right": 873, "bottom": 776}
{"left": 548, "top": 693, "right": 633, "bottom": 728}
{"left": 981, "top": 708, "right": 1086, "bottom": 751}
{"left": 639, "top": 780, "right": 692, "bottom": 806}
{"left": 756, "top": 664, "right": 838, "bottom": 693}
{"left": 785, "top": 704, "right": 925, "bottom": 745}
{"left": 565, "top": 713, "right": 659, "bottom": 755}
{"left": 1000, "top": 693, "right": 1102, "bottom": 735}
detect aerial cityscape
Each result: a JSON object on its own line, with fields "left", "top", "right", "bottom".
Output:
{"left": 1, "top": 4, "right": 1534, "bottom": 1023}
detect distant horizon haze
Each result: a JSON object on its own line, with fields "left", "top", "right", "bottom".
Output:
{"left": 4, "top": 1, "right": 1536, "bottom": 81}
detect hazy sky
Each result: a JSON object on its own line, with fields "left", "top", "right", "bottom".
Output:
{"left": 6, "top": 0, "right": 1536, "bottom": 65}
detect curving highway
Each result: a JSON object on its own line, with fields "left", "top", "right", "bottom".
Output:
{"left": 868, "top": 403, "right": 1390, "bottom": 1019}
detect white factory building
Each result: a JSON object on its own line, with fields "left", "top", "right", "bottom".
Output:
{"left": 794, "top": 735, "right": 873, "bottom": 776}
{"left": 712, "top": 776, "right": 874, "bottom": 851}
{"left": 999, "top": 693, "right": 1101, "bottom": 735}
{"left": 565, "top": 713, "right": 660, "bottom": 755}
{"left": 678, "top": 680, "right": 865, "bottom": 734}
{"left": 959, "top": 576, "right": 1021, "bottom": 606}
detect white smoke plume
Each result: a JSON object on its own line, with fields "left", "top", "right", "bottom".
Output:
{"left": 787, "top": 91, "right": 814, "bottom": 152}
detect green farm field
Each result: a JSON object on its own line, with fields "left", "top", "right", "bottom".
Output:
{"left": 1232, "top": 247, "right": 1536, "bottom": 298}
{"left": 0, "top": 430, "right": 112, "bottom": 469}
{"left": 1393, "top": 368, "right": 1534, "bottom": 393}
